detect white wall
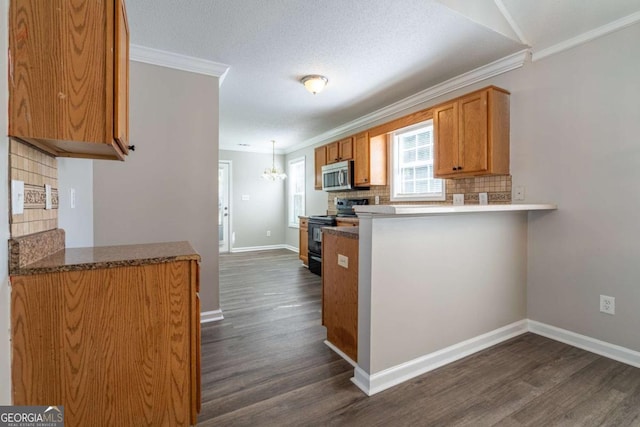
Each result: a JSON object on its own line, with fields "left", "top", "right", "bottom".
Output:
{"left": 219, "top": 150, "right": 286, "bottom": 249}
{"left": 284, "top": 144, "right": 329, "bottom": 248}
{"left": 93, "top": 62, "right": 220, "bottom": 312}
{"left": 0, "top": 0, "right": 11, "bottom": 403}
{"left": 58, "top": 158, "right": 93, "bottom": 247}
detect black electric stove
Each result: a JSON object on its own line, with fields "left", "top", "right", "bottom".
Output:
{"left": 307, "top": 215, "right": 336, "bottom": 276}
{"left": 306, "top": 198, "right": 369, "bottom": 276}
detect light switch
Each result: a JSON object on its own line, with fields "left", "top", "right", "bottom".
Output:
{"left": 45, "top": 184, "right": 52, "bottom": 210}
{"left": 453, "top": 194, "right": 464, "bottom": 206}
{"left": 338, "top": 254, "right": 349, "bottom": 268}
{"left": 11, "top": 180, "right": 24, "bottom": 215}
{"left": 241, "top": 195, "right": 250, "bottom": 201}
{"left": 479, "top": 192, "right": 488, "bottom": 205}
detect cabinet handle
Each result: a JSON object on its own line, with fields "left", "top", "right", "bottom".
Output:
{"left": 128, "top": 145, "right": 136, "bottom": 151}
{"left": 364, "top": 178, "right": 368, "bottom": 182}
{"left": 452, "top": 167, "right": 457, "bottom": 171}
{"left": 458, "top": 166, "right": 463, "bottom": 170}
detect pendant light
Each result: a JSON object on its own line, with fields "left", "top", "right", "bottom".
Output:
{"left": 262, "top": 140, "right": 287, "bottom": 181}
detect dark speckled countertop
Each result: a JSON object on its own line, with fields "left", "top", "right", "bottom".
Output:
{"left": 11, "top": 241, "right": 200, "bottom": 276}
{"left": 323, "top": 226, "right": 359, "bottom": 239}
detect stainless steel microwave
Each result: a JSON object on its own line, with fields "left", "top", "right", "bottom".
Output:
{"left": 321, "top": 160, "right": 354, "bottom": 192}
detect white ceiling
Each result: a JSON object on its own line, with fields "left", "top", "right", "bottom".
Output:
{"left": 125, "top": 0, "right": 640, "bottom": 153}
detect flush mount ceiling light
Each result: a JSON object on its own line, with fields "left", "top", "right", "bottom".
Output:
{"left": 262, "top": 140, "right": 287, "bottom": 181}
{"left": 300, "top": 75, "right": 328, "bottom": 95}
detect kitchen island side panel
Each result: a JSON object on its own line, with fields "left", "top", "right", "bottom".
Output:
{"left": 367, "top": 211, "right": 528, "bottom": 373}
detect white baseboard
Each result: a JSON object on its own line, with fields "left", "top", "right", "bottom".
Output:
{"left": 200, "top": 309, "right": 224, "bottom": 323}
{"left": 231, "top": 244, "right": 290, "bottom": 253}
{"left": 324, "top": 340, "right": 357, "bottom": 368}
{"left": 527, "top": 320, "right": 640, "bottom": 369}
{"left": 283, "top": 245, "right": 298, "bottom": 253}
{"left": 352, "top": 320, "right": 528, "bottom": 396}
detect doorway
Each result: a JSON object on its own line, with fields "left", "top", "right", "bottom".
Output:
{"left": 219, "top": 161, "right": 231, "bottom": 253}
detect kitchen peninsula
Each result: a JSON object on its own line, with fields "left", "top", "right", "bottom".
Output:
{"left": 329, "top": 203, "right": 557, "bottom": 395}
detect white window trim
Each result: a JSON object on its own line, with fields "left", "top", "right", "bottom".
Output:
{"left": 390, "top": 120, "right": 446, "bottom": 202}
{"left": 288, "top": 156, "right": 306, "bottom": 228}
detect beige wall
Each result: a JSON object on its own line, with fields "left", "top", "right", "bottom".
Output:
{"left": 0, "top": 0, "right": 11, "bottom": 403}
{"left": 360, "top": 212, "right": 528, "bottom": 373}
{"left": 219, "top": 150, "right": 286, "bottom": 250}
{"left": 93, "top": 62, "right": 220, "bottom": 311}
{"left": 501, "top": 23, "right": 640, "bottom": 351}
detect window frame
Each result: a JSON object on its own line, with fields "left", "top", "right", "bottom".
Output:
{"left": 390, "top": 120, "right": 446, "bottom": 202}
{"left": 288, "top": 156, "right": 306, "bottom": 228}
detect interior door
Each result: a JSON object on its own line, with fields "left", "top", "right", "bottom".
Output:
{"left": 218, "top": 161, "right": 231, "bottom": 252}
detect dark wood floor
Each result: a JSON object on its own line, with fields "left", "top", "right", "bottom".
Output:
{"left": 199, "top": 249, "right": 640, "bottom": 426}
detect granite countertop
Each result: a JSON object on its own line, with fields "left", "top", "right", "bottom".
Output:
{"left": 11, "top": 241, "right": 200, "bottom": 276}
{"left": 335, "top": 216, "right": 359, "bottom": 224}
{"left": 323, "top": 226, "right": 359, "bottom": 239}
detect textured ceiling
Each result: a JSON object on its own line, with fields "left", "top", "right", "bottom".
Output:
{"left": 125, "top": 0, "right": 640, "bottom": 153}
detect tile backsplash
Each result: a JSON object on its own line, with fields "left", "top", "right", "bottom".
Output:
{"left": 327, "top": 175, "right": 512, "bottom": 212}
{"left": 9, "top": 139, "right": 59, "bottom": 237}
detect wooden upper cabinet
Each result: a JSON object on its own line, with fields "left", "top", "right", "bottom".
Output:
{"left": 114, "top": 0, "right": 130, "bottom": 155}
{"left": 338, "top": 137, "right": 354, "bottom": 161}
{"left": 434, "top": 86, "right": 509, "bottom": 178}
{"left": 314, "top": 145, "right": 327, "bottom": 190}
{"left": 9, "top": 0, "right": 130, "bottom": 161}
{"left": 326, "top": 137, "right": 354, "bottom": 164}
{"left": 354, "top": 132, "right": 387, "bottom": 186}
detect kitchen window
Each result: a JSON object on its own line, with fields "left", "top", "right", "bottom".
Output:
{"left": 391, "top": 120, "right": 445, "bottom": 201}
{"left": 288, "top": 156, "right": 306, "bottom": 227}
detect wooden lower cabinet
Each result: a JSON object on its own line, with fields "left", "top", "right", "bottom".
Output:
{"left": 11, "top": 260, "right": 201, "bottom": 426}
{"left": 299, "top": 217, "right": 309, "bottom": 266}
{"left": 322, "top": 231, "right": 358, "bottom": 361}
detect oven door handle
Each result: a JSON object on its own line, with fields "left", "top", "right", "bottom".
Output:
{"left": 310, "top": 255, "right": 322, "bottom": 262}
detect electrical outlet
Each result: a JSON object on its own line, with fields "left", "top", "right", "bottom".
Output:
{"left": 266, "top": 230, "right": 271, "bottom": 237}
{"left": 600, "top": 295, "right": 615, "bottom": 315}
{"left": 337, "top": 254, "right": 348, "bottom": 268}
{"left": 514, "top": 186, "right": 525, "bottom": 201}
{"left": 375, "top": 195, "right": 380, "bottom": 205}
{"left": 453, "top": 194, "right": 464, "bottom": 205}
{"left": 479, "top": 192, "right": 488, "bottom": 205}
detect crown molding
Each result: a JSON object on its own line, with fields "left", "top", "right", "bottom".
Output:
{"left": 285, "top": 49, "right": 528, "bottom": 154}
{"left": 130, "top": 44, "right": 230, "bottom": 85}
{"left": 532, "top": 11, "right": 640, "bottom": 62}
{"left": 493, "top": 0, "right": 529, "bottom": 45}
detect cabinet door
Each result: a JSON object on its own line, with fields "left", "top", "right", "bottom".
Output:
{"left": 114, "top": 0, "right": 130, "bottom": 155}
{"left": 11, "top": 262, "right": 194, "bottom": 426}
{"left": 458, "top": 90, "right": 488, "bottom": 174}
{"left": 8, "top": 0, "right": 127, "bottom": 160}
{"left": 339, "top": 137, "right": 354, "bottom": 161}
{"left": 299, "top": 219, "right": 309, "bottom": 265}
{"left": 314, "top": 146, "right": 327, "bottom": 189}
{"left": 434, "top": 101, "right": 459, "bottom": 177}
{"left": 322, "top": 233, "right": 358, "bottom": 361}
{"left": 326, "top": 142, "right": 339, "bottom": 164}
{"left": 354, "top": 132, "right": 370, "bottom": 186}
